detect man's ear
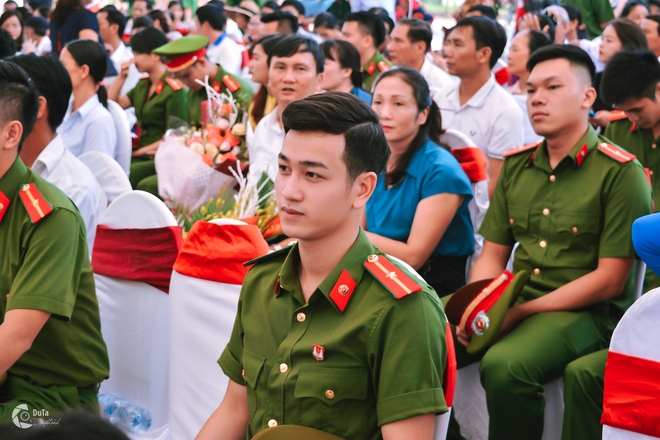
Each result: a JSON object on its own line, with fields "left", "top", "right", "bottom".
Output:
{"left": 352, "top": 171, "right": 378, "bottom": 210}
{"left": 36, "top": 96, "right": 48, "bottom": 121}
{"left": 477, "top": 46, "right": 492, "bottom": 67}
{"left": 0, "top": 120, "right": 24, "bottom": 152}
{"left": 583, "top": 86, "right": 597, "bottom": 109}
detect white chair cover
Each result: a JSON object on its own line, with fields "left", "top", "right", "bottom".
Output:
{"left": 79, "top": 151, "right": 132, "bottom": 204}
{"left": 95, "top": 191, "right": 177, "bottom": 440}
{"left": 438, "top": 129, "right": 490, "bottom": 277}
{"left": 602, "top": 287, "right": 660, "bottom": 440}
{"left": 107, "top": 99, "right": 132, "bottom": 175}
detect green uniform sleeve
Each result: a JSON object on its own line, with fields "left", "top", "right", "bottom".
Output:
{"left": 479, "top": 160, "right": 516, "bottom": 246}
{"left": 218, "top": 290, "right": 247, "bottom": 386}
{"left": 7, "top": 209, "right": 87, "bottom": 320}
{"left": 166, "top": 89, "right": 188, "bottom": 124}
{"left": 598, "top": 161, "right": 652, "bottom": 258}
{"left": 126, "top": 85, "right": 136, "bottom": 106}
{"left": 594, "top": 0, "right": 615, "bottom": 26}
{"left": 369, "top": 291, "right": 448, "bottom": 426}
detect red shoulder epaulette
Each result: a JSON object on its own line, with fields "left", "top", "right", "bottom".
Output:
{"left": 222, "top": 75, "right": 241, "bottom": 93}
{"left": 0, "top": 190, "right": 10, "bottom": 223}
{"left": 598, "top": 143, "right": 636, "bottom": 163}
{"left": 364, "top": 254, "right": 422, "bottom": 300}
{"left": 366, "top": 62, "right": 376, "bottom": 75}
{"left": 18, "top": 183, "right": 53, "bottom": 224}
{"left": 155, "top": 81, "right": 164, "bottom": 95}
{"left": 377, "top": 61, "right": 390, "bottom": 72}
{"left": 165, "top": 77, "right": 183, "bottom": 91}
{"left": 608, "top": 110, "right": 628, "bottom": 122}
{"left": 503, "top": 141, "right": 541, "bottom": 158}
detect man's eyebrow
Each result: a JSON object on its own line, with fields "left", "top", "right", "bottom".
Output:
{"left": 299, "top": 160, "right": 328, "bottom": 169}
{"left": 526, "top": 75, "right": 561, "bottom": 87}
{"left": 278, "top": 153, "right": 290, "bottom": 161}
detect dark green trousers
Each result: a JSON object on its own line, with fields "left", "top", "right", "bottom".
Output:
{"left": 562, "top": 349, "right": 607, "bottom": 440}
{"left": 0, "top": 375, "right": 98, "bottom": 424}
{"left": 448, "top": 311, "right": 608, "bottom": 440}
{"left": 129, "top": 158, "right": 160, "bottom": 198}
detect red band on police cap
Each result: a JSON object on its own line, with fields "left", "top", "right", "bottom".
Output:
{"left": 164, "top": 47, "right": 207, "bottom": 72}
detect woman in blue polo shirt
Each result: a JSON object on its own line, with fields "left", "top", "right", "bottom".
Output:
{"left": 363, "top": 67, "right": 473, "bottom": 297}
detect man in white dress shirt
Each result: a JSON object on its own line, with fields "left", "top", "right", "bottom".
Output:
{"left": 437, "top": 16, "right": 524, "bottom": 198}
{"left": 99, "top": 6, "right": 140, "bottom": 97}
{"left": 249, "top": 35, "right": 323, "bottom": 182}
{"left": 387, "top": 19, "right": 456, "bottom": 97}
{"left": 9, "top": 55, "right": 106, "bottom": 252}
{"left": 195, "top": 4, "right": 244, "bottom": 75}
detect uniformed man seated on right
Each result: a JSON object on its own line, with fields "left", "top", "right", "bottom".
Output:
{"left": 449, "top": 45, "right": 652, "bottom": 440}
{"left": 197, "top": 92, "right": 449, "bottom": 440}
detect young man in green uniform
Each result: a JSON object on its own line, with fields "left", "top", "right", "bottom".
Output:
{"left": 560, "top": 49, "right": 660, "bottom": 440}
{"left": 342, "top": 11, "right": 392, "bottom": 92}
{"left": 153, "top": 35, "right": 253, "bottom": 127}
{"left": 0, "top": 62, "right": 109, "bottom": 421}
{"left": 449, "top": 45, "right": 652, "bottom": 440}
{"left": 197, "top": 92, "right": 449, "bottom": 440}
{"left": 562, "top": 0, "right": 614, "bottom": 38}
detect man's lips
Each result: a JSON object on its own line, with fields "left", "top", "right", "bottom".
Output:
{"left": 281, "top": 206, "right": 303, "bottom": 216}
{"left": 531, "top": 111, "right": 548, "bottom": 120}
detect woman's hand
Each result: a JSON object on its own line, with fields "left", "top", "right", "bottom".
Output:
{"left": 119, "top": 59, "right": 134, "bottom": 79}
{"left": 132, "top": 141, "right": 160, "bottom": 157}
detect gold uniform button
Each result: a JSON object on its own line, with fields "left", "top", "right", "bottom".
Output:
{"left": 540, "top": 240, "right": 547, "bottom": 248}
{"left": 296, "top": 312, "right": 306, "bottom": 322}
{"left": 241, "top": 369, "right": 245, "bottom": 379}
{"left": 542, "top": 208, "right": 549, "bottom": 216}
{"left": 279, "top": 363, "right": 288, "bottom": 373}
{"left": 268, "top": 419, "right": 278, "bottom": 428}
{"left": 549, "top": 175, "right": 556, "bottom": 182}
{"left": 325, "top": 390, "right": 335, "bottom": 400}
{"left": 572, "top": 227, "right": 578, "bottom": 234}
{"left": 652, "top": 143, "right": 657, "bottom": 149}
{"left": 651, "top": 170, "right": 655, "bottom": 176}
{"left": 509, "top": 218, "right": 514, "bottom": 225}
{"left": 533, "top": 268, "right": 540, "bottom": 275}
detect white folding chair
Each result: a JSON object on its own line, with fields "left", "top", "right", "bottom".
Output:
{"left": 602, "top": 286, "right": 660, "bottom": 440}
{"left": 169, "top": 219, "right": 268, "bottom": 440}
{"left": 94, "top": 191, "right": 177, "bottom": 440}
{"left": 79, "top": 151, "right": 132, "bottom": 204}
{"left": 107, "top": 99, "right": 132, "bottom": 175}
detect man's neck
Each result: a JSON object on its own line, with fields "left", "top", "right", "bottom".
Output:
{"left": 108, "top": 36, "right": 121, "bottom": 53}
{"left": 361, "top": 47, "right": 377, "bottom": 67}
{"left": 411, "top": 55, "right": 425, "bottom": 72}
{"left": 458, "top": 67, "right": 491, "bottom": 106}
{"left": 651, "top": 117, "right": 660, "bottom": 139}
{"left": 208, "top": 29, "right": 223, "bottom": 44}
{"left": 19, "top": 124, "right": 57, "bottom": 168}
{"left": 297, "top": 224, "right": 361, "bottom": 303}
{"left": 545, "top": 122, "right": 590, "bottom": 169}
{"left": 0, "top": 153, "right": 17, "bottom": 181}
{"left": 149, "top": 64, "right": 166, "bottom": 86}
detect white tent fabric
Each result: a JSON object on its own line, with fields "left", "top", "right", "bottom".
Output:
{"left": 94, "top": 191, "right": 177, "bottom": 440}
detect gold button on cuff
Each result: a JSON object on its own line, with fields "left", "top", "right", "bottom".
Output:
{"left": 652, "top": 143, "right": 657, "bottom": 149}
{"left": 509, "top": 218, "right": 514, "bottom": 225}
{"left": 296, "top": 312, "right": 306, "bottom": 322}
{"left": 549, "top": 175, "right": 556, "bottom": 182}
{"left": 241, "top": 369, "right": 245, "bottom": 379}
{"left": 540, "top": 240, "right": 547, "bottom": 248}
{"left": 279, "top": 363, "right": 288, "bottom": 373}
{"left": 651, "top": 170, "right": 655, "bottom": 176}
{"left": 542, "top": 208, "right": 549, "bottom": 216}
{"left": 572, "top": 227, "right": 578, "bottom": 234}
{"left": 325, "top": 390, "right": 335, "bottom": 400}
{"left": 533, "top": 268, "right": 540, "bottom": 275}
{"left": 268, "top": 419, "right": 278, "bottom": 428}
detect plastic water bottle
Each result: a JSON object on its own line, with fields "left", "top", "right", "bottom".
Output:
{"left": 98, "top": 393, "right": 152, "bottom": 434}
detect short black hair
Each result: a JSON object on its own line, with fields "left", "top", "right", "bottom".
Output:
{"left": 281, "top": 0, "right": 304, "bottom": 16}
{"left": 23, "top": 16, "right": 49, "bottom": 37}
{"left": 450, "top": 16, "right": 507, "bottom": 68}
{"left": 314, "top": 12, "right": 338, "bottom": 30}
{"left": 622, "top": 0, "right": 649, "bottom": 18}
{"left": 282, "top": 92, "right": 389, "bottom": 182}
{"left": 0, "top": 61, "right": 39, "bottom": 152}
{"left": 646, "top": 14, "right": 660, "bottom": 35}
{"left": 100, "top": 6, "right": 127, "bottom": 38}
{"left": 467, "top": 4, "right": 497, "bottom": 20}
{"left": 148, "top": 10, "right": 171, "bottom": 33}
{"left": 267, "top": 35, "right": 324, "bottom": 73}
{"left": 196, "top": 4, "right": 226, "bottom": 31}
{"left": 130, "top": 27, "right": 168, "bottom": 54}
{"left": 133, "top": 0, "right": 153, "bottom": 11}
{"left": 0, "top": 29, "right": 16, "bottom": 58}
{"left": 6, "top": 54, "right": 72, "bottom": 132}
{"left": 344, "top": 11, "right": 387, "bottom": 48}
{"left": 4, "top": 1, "right": 16, "bottom": 6}
{"left": 261, "top": 11, "right": 299, "bottom": 34}
{"left": 600, "top": 50, "right": 660, "bottom": 106}
{"left": 650, "top": 0, "right": 660, "bottom": 7}
{"left": 367, "top": 7, "right": 394, "bottom": 33}
{"left": 262, "top": 0, "right": 280, "bottom": 11}
{"left": 321, "top": 39, "right": 362, "bottom": 88}
{"left": 527, "top": 44, "right": 596, "bottom": 85}
{"left": 398, "top": 18, "right": 433, "bottom": 52}
{"left": 132, "top": 15, "right": 154, "bottom": 30}
{"left": 522, "top": 29, "right": 552, "bottom": 54}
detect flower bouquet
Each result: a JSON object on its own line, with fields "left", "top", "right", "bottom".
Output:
{"left": 155, "top": 75, "right": 249, "bottom": 211}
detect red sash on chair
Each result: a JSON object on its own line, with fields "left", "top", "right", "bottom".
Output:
{"left": 173, "top": 221, "right": 269, "bottom": 285}
{"left": 92, "top": 225, "right": 184, "bottom": 293}
{"left": 451, "top": 147, "right": 489, "bottom": 183}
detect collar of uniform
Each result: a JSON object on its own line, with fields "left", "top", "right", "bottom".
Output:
{"left": 278, "top": 228, "right": 373, "bottom": 313}
{"left": 362, "top": 51, "right": 381, "bottom": 72}
{"left": 32, "top": 135, "right": 66, "bottom": 177}
{"left": 215, "top": 63, "right": 228, "bottom": 83}
{"left": 531, "top": 126, "right": 599, "bottom": 171}
{"left": 0, "top": 156, "right": 28, "bottom": 199}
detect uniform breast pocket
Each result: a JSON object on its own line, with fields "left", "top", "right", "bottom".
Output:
{"left": 554, "top": 213, "right": 601, "bottom": 256}
{"left": 294, "top": 366, "right": 370, "bottom": 437}
{"left": 507, "top": 206, "right": 530, "bottom": 238}
{"left": 243, "top": 349, "right": 266, "bottom": 418}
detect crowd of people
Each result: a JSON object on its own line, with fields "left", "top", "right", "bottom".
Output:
{"left": 0, "top": 0, "right": 659, "bottom": 438}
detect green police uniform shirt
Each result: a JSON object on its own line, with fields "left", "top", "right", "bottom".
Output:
{"left": 187, "top": 64, "right": 253, "bottom": 127}
{"left": 219, "top": 229, "right": 448, "bottom": 440}
{"left": 0, "top": 158, "right": 109, "bottom": 388}
{"left": 362, "top": 51, "right": 392, "bottom": 93}
{"left": 562, "top": 0, "right": 614, "bottom": 38}
{"left": 480, "top": 126, "right": 652, "bottom": 332}
{"left": 126, "top": 72, "right": 188, "bottom": 148}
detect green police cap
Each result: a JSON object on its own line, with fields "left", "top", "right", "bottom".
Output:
{"left": 444, "top": 270, "right": 529, "bottom": 355}
{"left": 153, "top": 35, "right": 209, "bottom": 72}
{"left": 251, "top": 425, "right": 345, "bottom": 440}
